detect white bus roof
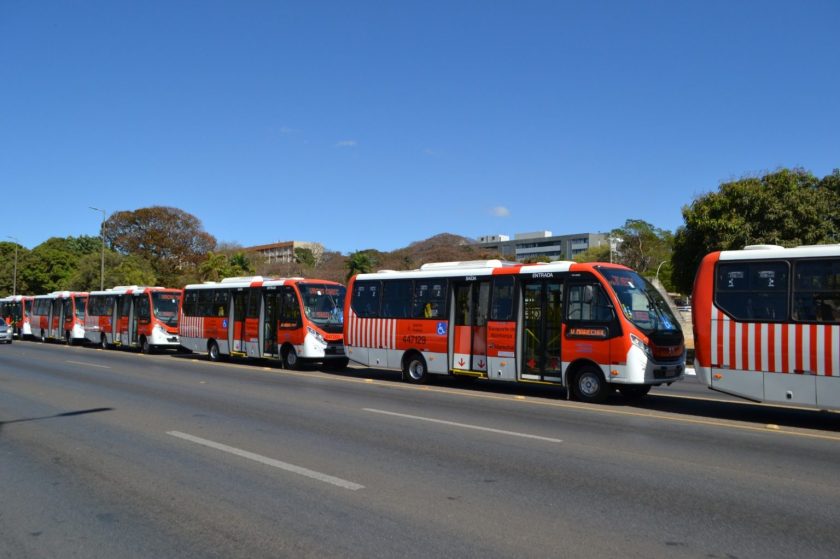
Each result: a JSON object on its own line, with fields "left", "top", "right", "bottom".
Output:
{"left": 88, "top": 286, "right": 179, "bottom": 296}
{"left": 720, "top": 244, "right": 840, "bottom": 261}
{"left": 357, "top": 260, "right": 578, "bottom": 280}
{"left": 183, "top": 277, "right": 340, "bottom": 290}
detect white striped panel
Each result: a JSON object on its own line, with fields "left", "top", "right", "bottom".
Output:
{"left": 774, "top": 324, "right": 782, "bottom": 372}
{"left": 802, "top": 325, "right": 810, "bottom": 372}
{"left": 734, "top": 322, "right": 743, "bottom": 370}
{"left": 816, "top": 325, "right": 825, "bottom": 376}
{"left": 787, "top": 324, "right": 796, "bottom": 373}
{"left": 710, "top": 306, "right": 718, "bottom": 366}
{"left": 392, "top": 319, "right": 397, "bottom": 348}
{"left": 832, "top": 326, "right": 839, "bottom": 377}
{"left": 747, "top": 323, "right": 755, "bottom": 371}
{"left": 760, "top": 323, "right": 769, "bottom": 372}
{"left": 376, "top": 319, "right": 382, "bottom": 348}
{"left": 722, "top": 315, "right": 730, "bottom": 367}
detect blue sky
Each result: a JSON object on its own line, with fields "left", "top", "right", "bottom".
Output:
{"left": 2, "top": 1, "right": 838, "bottom": 254}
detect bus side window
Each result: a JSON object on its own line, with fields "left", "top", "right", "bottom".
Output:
{"left": 280, "top": 287, "right": 301, "bottom": 328}
{"left": 490, "top": 276, "right": 515, "bottom": 321}
{"left": 352, "top": 281, "right": 380, "bottom": 318}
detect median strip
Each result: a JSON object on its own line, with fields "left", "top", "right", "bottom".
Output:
{"left": 363, "top": 408, "right": 563, "bottom": 443}
{"left": 166, "top": 431, "right": 365, "bottom": 491}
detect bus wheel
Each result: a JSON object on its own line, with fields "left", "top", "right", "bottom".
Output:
{"left": 141, "top": 337, "right": 153, "bottom": 355}
{"left": 618, "top": 384, "right": 651, "bottom": 400}
{"left": 65, "top": 331, "right": 73, "bottom": 346}
{"left": 100, "top": 334, "right": 109, "bottom": 350}
{"left": 283, "top": 346, "right": 299, "bottom": 370}
{"left": 40, "top": 331, "right": 46, "bottom": 343}
{"left": 572, "top": 365, "right": 609, "bottom": 404}
{"left": 403, "top": 353, "right": 428, "bottom": 384}
{"left": 208, "top": 340, "right": 221, "bottom": 362}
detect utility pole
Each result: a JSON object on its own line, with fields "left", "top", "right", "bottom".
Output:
{"left": 6, "top": 235, "right": 18, "bottom": 296}
{"left": 89, "top": 207, "right": 106, "bottom": 290}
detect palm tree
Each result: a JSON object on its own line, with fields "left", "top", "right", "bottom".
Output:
{"left": 345, "top": 251, "right": 375, "bottom": 281}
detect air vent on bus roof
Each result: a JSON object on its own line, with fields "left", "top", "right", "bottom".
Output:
{"left": 419, "top": 260, "right": 518, "bottom": 271}
{"left": 220, "top": 276, "right": 268, "bottom": 283}
{"left": 743, "top": 245, "right": 784, "bottom": 250}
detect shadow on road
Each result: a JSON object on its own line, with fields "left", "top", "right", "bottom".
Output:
{"left": 0, "top": 407, "right": 114, "bottom": 433}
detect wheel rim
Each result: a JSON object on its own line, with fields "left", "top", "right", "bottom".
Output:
{"left": 286, "top": 350, "right": 297, "bottom": 366}
{"left": 101, "top": 335, "right": 107, "bottom": 348}
{"left": 210, "top": 344, "right": 218, "bottom": 360}
{"left": 408, "top": 359, "right": 425, "bottom": 380}
{"left": 578, "top": 371, "right": 601, "bottom": 397}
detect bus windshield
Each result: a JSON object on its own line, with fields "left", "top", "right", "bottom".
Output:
{"left": 74, "top": 297, "right": 87, "bottom": 320}
{"left": 600, "top": 268, "right": 680, "bottom": 334}
{"left": 152, "top": 292, "right": 181, "bottom": 327}
{"left": 299, "top": 283, "right": 345, "bottom": 333}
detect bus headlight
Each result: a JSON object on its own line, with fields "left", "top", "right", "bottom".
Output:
{"left": 630, "top": 333, "right": 652, "bottom": 358}
{"left": 307, "top": 326, "right": 326, "bottom": 346}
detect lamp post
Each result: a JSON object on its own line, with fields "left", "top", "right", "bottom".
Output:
{"left": 6, "top": 235, "right": 18, "bottom": 296}
{"left": 609, "top": 236, "right": 623, "bottom": 264}
{"left": 89, "top": 207, "right": 106, "bottom": 290}
{"left": 655, "top": 260, "right": 669, "bottom": 285}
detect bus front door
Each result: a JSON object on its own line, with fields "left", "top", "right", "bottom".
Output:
{"left": 230, "top": 289, "right": 248, "bottom": 355}
{"left": 451, "top": 280, "right": 490, "bottom": 375}
{"left": 521, "top": 279, "right": 564, "bottom": 380}
{"left": 262, "top": 288, "right": 280, "bottom": 357}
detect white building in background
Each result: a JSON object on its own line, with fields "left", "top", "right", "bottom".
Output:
{"left": 476, "top": 231, "right": 607, "bottom": 262}
{"left": 244, "top": 241, "right": 324, "bottom": 264}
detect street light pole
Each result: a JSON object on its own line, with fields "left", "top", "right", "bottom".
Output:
{"left": 6, "top": 236, "right": 18, "bottom": 296}
{"left": 655, "top": 260, "right": 669, "bottom": 284}
{"left": 89, "top": 207, "right": 106, "bottom": 291}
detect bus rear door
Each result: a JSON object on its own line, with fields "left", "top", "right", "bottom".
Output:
{"left": 450, "top": 280, "right": 490, "bottom": 375}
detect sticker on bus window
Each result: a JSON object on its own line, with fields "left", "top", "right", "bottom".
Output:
{"left": 436, "top": 322, "right": 447, "bottom": 336}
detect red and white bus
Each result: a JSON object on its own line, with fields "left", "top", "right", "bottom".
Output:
{"left": 692, "top": 244, "right": 840, "bottom": 410}
{"left": 0, "top": 295, "right": 34, "bottom": 338}
{"left": 85, "top": 286, "right": 182, "bottom": 353}
{"left": 345, "top": 260, "right": 686, "bottom": 402}
{"left": 180, "top": 276, "right": 347, "bottom": 368}
{"left": 30, "top": 291, "right": 88, "bottom": 344}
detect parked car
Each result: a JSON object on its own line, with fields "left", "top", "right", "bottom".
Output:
{"left": 0, "top": 321, "right": 12, "bottom": 343}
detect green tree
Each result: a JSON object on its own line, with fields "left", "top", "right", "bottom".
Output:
{"left": 611, "top": 219, "right": 674, "bottom": 277}
{"left": 19, "top": 236, "right": 102, "bottom": 293}
{"left": 0, "top": 241, "right": 30, "bottom": 296}
{"left": 104, "top": 206, "right": 216, "bottom": 286}
{"left": 198, "top": 252, "right": 252, "bottom": 282}
{"left": 68, "top": 251, "right": 158, "bottom": 291}
{"left": 672, "top": 168, "right": 840, "bottom": 293}
{"left": 345, "top": 250, "right": 376, "bottom": 281}
{"left": 294, "top": 247, "right": 316, "bottom": 268}
{"left": 573, "top": 243, "right": 610, "bottom": 263}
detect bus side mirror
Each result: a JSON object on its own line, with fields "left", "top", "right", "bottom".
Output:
{"left": 583, "top": 285, "right": 594, "bottom": 304}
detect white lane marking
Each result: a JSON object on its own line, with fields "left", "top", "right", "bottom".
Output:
{"left": 166, "top": 431, "right": 364, "bottom": 491}
{"left": 65, "top": 360, "right": 111, "bottom": 369}
{"left": 363, "top": 408, "right": 563, "bottom": 444}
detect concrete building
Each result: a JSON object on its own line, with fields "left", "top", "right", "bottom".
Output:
{"left": 244, "top": 241, "right": 324, "bottom": 264}
{"left": 476, "top": 231, "right": 607, "bottom": 262}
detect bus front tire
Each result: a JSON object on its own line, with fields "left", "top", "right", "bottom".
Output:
{"left": 100, "top": 334, "right": 109, "bottom": 350}
{"left": 208, "top": 340, "right": 222, "bottom": 362}
{"left": 283, "top": 346, "right": 299, "bottom": 370}
{"left": 572, "top": 365, "right": 609, "bottom": 404}
{"left": 618, "top": 384, "right": 651, "bottom": 400}
{"left": 403, "top": 353, "right": 428, "bottom": 384}
{"left": 141, "top": 337, "right": 153, "bottom": 355}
